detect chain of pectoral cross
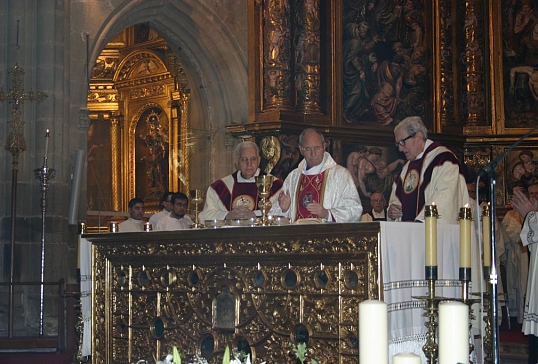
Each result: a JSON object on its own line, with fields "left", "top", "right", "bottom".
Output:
{"left": 0, "top": 64, "right": 47, "bottom": 166}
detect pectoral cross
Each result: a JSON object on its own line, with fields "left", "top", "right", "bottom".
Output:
{"left": 0, "top": 64, "right": 47, "bottom": 168}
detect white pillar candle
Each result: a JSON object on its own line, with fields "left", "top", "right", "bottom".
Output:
{"left": 425, "top": 204, "right": 438, "bottom": 266}
{"left": 392, "top": 353, "right": 421, "bottom": 364}
{"left": 359, "top": 300, "right": 388, "bottom": 364}
{"left": 44, "top": 128, "right": 50, "bottom": 161}
{"left": 438, "top": 301, "right": 469, "bottom": 364}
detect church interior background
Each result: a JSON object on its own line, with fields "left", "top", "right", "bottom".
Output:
{"left": 0, "top": 0, "right": 535, "bottom": 361}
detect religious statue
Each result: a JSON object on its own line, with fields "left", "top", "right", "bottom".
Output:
{"left": 140, "top": 110, "right": 169, "bottom": 197}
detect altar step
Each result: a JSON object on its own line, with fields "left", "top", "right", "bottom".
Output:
{"left": 500, "top": 341, "right": 528, "bottom": 363}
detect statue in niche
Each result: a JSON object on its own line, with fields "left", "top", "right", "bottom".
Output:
{"left": 139, "top": 110, "right": 169, "bottom": 198}
{"left": 213, "top": 286, "right": 236, "bottom": 330}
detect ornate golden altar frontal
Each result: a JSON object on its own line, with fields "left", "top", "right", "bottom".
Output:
{"left": 86, "top": 222, "right": 380, "bottom": 363}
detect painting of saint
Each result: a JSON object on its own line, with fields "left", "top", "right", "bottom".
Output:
{"left": 342, "top": 0, "right": 426, "bottom": 126}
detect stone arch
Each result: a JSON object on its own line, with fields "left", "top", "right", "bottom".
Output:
{"left": 83, "top": 0, "right": 248, "bottom": 188}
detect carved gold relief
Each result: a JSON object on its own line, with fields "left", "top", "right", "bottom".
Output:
{"left": 90, "top": 223, "right": 379, "bottom": 363}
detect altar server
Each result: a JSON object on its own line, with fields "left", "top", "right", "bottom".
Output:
{"left": 118, "top": 197, "right": 145, "bottom": 232}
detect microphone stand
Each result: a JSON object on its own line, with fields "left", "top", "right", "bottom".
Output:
{"left": 34, "top": 156, "right": 56, "bottom": 336}
{"left": 483, "top": 171, "right": 499, "bottom": 364}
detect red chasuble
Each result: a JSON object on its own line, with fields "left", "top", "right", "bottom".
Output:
{"left": 295, "top": 171, "right": 327, "bottom": 220}
{"left": 211, "top": 171, "right": 283, "bottom": 211}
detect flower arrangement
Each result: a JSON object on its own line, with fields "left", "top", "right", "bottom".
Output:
{"left": 138, "top": 342, "right": 322, "bottom": 364}
{"left": 143, "top": 345, "right": 265, "bottom": 364}
{"left": 287, "top": 343, "right": 321, "bottom": 364}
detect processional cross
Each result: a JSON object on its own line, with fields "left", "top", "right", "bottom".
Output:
{"left": 0, "top": 64, "right": 47, "bottom": 169}
{"left": 0, "top": 64, "right": 47, "bottom": 338}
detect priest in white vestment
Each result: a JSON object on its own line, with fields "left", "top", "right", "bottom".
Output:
{"left": 199, "top": 141, "right": 283, "bottom": 222}
{"left": 388, "top": 116, "right": 469, "bottom": 223}
{"left": 271, "top": 128, "right": 362, "bottom": 223}
{"left": 511, "top": 187, "right": 538, "bottom": 364}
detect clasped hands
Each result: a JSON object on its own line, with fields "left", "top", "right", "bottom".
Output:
{"left": 278, "top": 191, "right": 329, "bottom": 219}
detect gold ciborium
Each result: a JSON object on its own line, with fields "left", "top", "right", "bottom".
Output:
{"left": 255, "top": 175, "right": 274, "bottom": 226}
{"left": 190, "top": 189, "right": 204, "bottom": 228}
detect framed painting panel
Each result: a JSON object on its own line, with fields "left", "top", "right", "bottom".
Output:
{"left": 340, "top": 0, "right": 431, "bottom": 128}
{"left": 504, "top": 147, "right": 538, "bottom": 201}
{"left": 496, "top": 0, "right": 538, "bottom": 131}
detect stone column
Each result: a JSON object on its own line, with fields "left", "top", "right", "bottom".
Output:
{"left": 295, "top": 0, "right": 321, "bottom": 114}
{"left": 110, "top": 115, "right": 121, "bottom": 211}
{"left": 263, "top": 0, "right": 293, "bottom": 110}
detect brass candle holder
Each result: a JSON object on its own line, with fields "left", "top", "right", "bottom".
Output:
{"left": 255, "top": 175, "right": 274, "bottom": 226}
{"left": 190, "top": 189, "right": 204, "bottom": 228}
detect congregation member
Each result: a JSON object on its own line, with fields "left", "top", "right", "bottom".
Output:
{"left": 118, "top": 197, "right": 145, "bottom": 232}
{"left": 199, "top": 141, "right": 283, "bottom": 221}
{"left": 510, "top": 186, "right": 538, "bottom": 364}
{"left": 501, "top": 186, "right": 529, "bottom": 325}
{"left": 271, "top": 128, "right": 362, "bottom": 223}
{"left": 149, "top": 191, "right": 175, "bottom": 228}
{"left": 154, "top": 192, "right": 193, "bottom": 231}
{"left": 360, "top": 192, "right": 387, "bottom": 221}
{"left": 387, "top": 116, "right": 469, "bottom": 223}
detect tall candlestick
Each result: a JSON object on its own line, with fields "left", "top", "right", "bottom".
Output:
{"left": 482, "top": 204, "right": 491, "bottom": 267}
{"left": 359, "top": 300, "right": 388, "bottom": 363}
{"left": 459, "top": 205, "right": 472, "bottom": 268}
{"left": 424, "top": 204, "right": 438, "bottom": 267}
{"left": 438, "top": 301, "right": 469, "bottom": 364}
{"left": 393, "top": 353, "right": 421, "bottom": 364}
{"left": 44, "top": 128, "right": 50, "bottom": 163}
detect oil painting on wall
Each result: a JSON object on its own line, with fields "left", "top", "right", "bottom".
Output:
{"left": 342, "top": 0, "right": 427, "bottom": 126}
{"left": 502, "top": 0, "right": 538, "bottom": 128}
{"left": 505, "top": 148, "right": 538, "bottom": 198}
{"left": 342, "top": 143, "right": 404, "bottom": 202}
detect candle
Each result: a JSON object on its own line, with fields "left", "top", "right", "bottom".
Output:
{"left": 424, "top": 204, "right": 438, "bottom": 266}
{"left": 459, "top": 205, "right": 472, "bottom": 268}
{"left": 359, "top": 300, "right": 388, "bottom": 363}
{"left": 44, "top": 128, "right": 50, "bottom": 162}
{"left": 438, "top": 301, "right": 469, "bottom": 364}
{"left": 482, "top": 204, "right": 491, "bottom": 267}
{"left": 392, "top": 353, "right": 421, "bottom": 364}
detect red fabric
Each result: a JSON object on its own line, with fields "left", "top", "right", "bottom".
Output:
{"left": 295, "top": 171, "right": 327, "bottom": 220}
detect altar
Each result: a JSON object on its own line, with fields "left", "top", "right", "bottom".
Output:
{"left": 83, "top": 221, "right": 478, "bottom": 363}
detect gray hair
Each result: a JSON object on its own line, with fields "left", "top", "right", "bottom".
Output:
{"left": 299, "top": 128, "right": 325, "bottom": 146}
{"left": 394, "top": 116, "right": 428, "bottom": 140}
{"left": 234, "top": 141, "right": 260, "bottom": 160}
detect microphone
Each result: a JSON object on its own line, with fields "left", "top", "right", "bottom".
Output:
{"left": 479, "top": 123, "right": 538, "bottom": 179}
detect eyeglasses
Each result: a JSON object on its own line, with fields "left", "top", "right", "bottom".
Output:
{"left": 301, "top": 145, "right": 324, "bottom": 153}
{"left": 371, "top": 198, "right": 384, "bottom": 203}
{"left": 395, "top": 133, "right": 416, "bottom": 147}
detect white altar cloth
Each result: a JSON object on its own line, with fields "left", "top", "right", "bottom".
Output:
{"left": 380, "top": 222, "right": 480, "bottom": 363}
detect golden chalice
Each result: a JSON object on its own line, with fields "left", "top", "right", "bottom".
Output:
{"left": 190, "top": 189, "right": 204, "bottom": 228}
{"left": 255, "top": 175, "right": 274, "bottom": 226}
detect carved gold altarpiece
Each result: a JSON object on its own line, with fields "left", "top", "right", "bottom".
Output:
{"left": 87, "top": 222, "right": 380, "bottom": 363}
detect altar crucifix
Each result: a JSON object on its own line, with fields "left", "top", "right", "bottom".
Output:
{"left": 0, "top": 64, "right": 47, "bottom": 338}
